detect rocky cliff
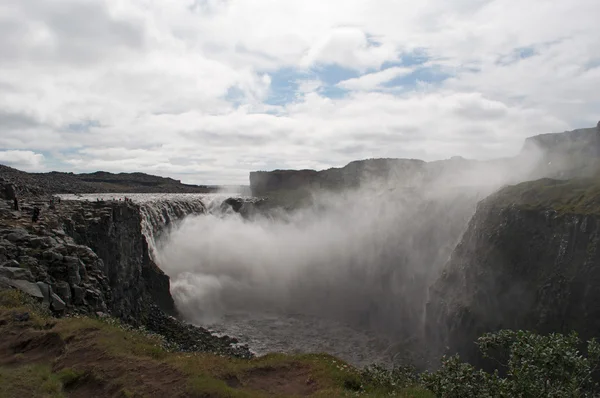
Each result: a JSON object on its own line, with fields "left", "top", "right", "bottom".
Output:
{"left": 520, "top": 124, "right": 600, "bottom": 180}
{"left": 0, "top": 195, "right": 252, "bottom": 358}
{"left": 249, "top": 158, "right": 427, "bottom": 196}
{"left": 60, "top": 200, "right": 176, "bottom": 322}
{"left": 250, "top": 123, "right": 600, "bottom": 197}
{"left": 0, "top": 164, "right": 219, "bottom": 196}
{"left": 426, "top": 177, "right": 600, "bottom": 367}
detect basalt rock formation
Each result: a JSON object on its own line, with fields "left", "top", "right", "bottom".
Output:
{"left": 0, "top": 195, "right": 252, "bottom": 358}
{"left": 60, "top": 200, "right": 176, "bottom": 322}
{"left": 426, "top": 177, "right": 600, "bottom": 367}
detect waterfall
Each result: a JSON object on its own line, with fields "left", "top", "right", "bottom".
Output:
{"left": 56, "top": 192, "right": 246, "bottom": 263}
{"left": 139, "top": 199, "right": 208, "bottom": 261}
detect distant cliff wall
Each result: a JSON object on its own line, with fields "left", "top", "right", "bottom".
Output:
{"left": 250, "top": 159, "right": 426, "bottom": 196}
{"left": 250, "top": 124, "right": 600, "bottom": 197}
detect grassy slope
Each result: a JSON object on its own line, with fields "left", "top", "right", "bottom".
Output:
{"left": 0, "top": 290, "right": 433, "bottom": 398}
{"left": 486, "top": 176, "right": 600, "bottom": 215}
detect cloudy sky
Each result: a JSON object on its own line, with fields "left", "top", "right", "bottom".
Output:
{"left": 0, "top": 0, "right": 598, "bottom": 184}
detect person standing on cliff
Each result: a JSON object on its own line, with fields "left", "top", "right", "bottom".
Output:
{"left": 32, "top": 207, "right": 40, "bottom": 223}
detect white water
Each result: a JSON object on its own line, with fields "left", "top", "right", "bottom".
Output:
{"left": 151, "top": 186, "right": 488, "bottom": 366}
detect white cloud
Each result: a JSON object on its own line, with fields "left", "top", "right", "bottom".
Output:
{"left": 0, "top": 0, "right": 598, "bottom": 184}
{"left": 296, "top": 79, "right": 323, "bottom": 94}
{"left": 337, "top": 67, "right": 413, "bottom": 91}
{"left": 0, "top": 150, "right": 45, "bottom": 171}
{"left": 299, "top": 27, "right": 398, "bottom": 71}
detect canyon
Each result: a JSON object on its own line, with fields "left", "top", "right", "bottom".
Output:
{"left": 0, "top": 123, "right": 599, "bottom": 375}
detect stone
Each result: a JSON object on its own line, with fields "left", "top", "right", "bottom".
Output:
{"left": 29, "top": 236, "right": 57, "bottom": 249}
{"left": 5, "top": 278, "right": 44, "bottom": 299}
{"left": 64, "top": 256, "right": 79, "bottom": 265}
{"left": 42, "top": 250, "right": 63, "bottom": 263}
{"left": 36, "top": 281, "right": 51, "bottom": 303}
{"left": 69, "top": 274, "right": 81, "bottom": 286}
{"left": 72, "top": 285, "right": 85, "bottom": 304}
{"left": 50, "top": 293, "right": 66, "bottom": 311}
{"left": 17, "top": 256, "right": 39, "bottom": 269}
{"left": 54, "top": 281, "right": 71, "bottom": 304}
{"left": 0, "top": 266, "right": 34, "bottom": 282}
{"left": 78, "top": 261, "right": 88, "bottom": 281}
{"left": 1, "top": 259, "right": 20, "bottom": 268}
{"left": 13, "top": 312, "right": 30, "bottom": 322}
{"left": 6, "top": 229, "right": 29, "bottom": 243}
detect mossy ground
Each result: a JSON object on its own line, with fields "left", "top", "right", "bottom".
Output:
{"left": 488, "top": 176, "right": 600, "bottom": 215}
{"left": 0, "top": 290, "right": 433, "bottom": 397}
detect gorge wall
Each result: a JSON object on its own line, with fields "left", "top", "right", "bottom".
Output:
{"left": 426, "top": 178, "right": 600, "bottom": 366}
{"left": 61, "top": 200, "right": 178, "bottom": 322}
{"left": 249, "top": 124, "right": 600, "bottom": 197}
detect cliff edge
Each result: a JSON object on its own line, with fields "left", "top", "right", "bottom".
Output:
{"left": 426, "top": 177, "right": 600, "bottom": 367}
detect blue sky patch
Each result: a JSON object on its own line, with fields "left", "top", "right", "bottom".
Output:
{"left": 383, "top": 65, "right": 452, "bottom": 89}
{"left": 225, "top": 86, "right": 247, "bottom": 107}
{"left": 261, "top": 50, "right": 448, "bottom": 105}
{"left": 264, "top": 67, "right": 306, "bottom": 105}
{"left": 496, "top": 46, "right": 537, "bottom": 66}
{"left": 65, "top": 120, "right": 100, "bottom": 133}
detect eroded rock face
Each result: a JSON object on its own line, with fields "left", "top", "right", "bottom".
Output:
{"left": 0, "top": 197, "right": 176, "bottom": 322}
{"left": 61, "top": 201, "right": 175, "bottom": 323}
{"left": 0, "top": 197, "right": 252, "bottom": 358}
{"left": 426, "top": 201, "right": 600, "bottom": 368}
{"left": 0, "top": 224, "right": 110, "bottom": 314}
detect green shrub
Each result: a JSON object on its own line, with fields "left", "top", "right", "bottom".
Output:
{"left": 420, "top": 330, "right": 600, "bottom": 397}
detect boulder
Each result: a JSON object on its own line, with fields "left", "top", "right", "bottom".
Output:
{"left": 50, "top": 293, "right": 66, "bottom": 311}
{"left": 0, "top": 266, "right": 34, "bottom": 282}
{"left": 6, "top": 229, "right": 29, "bottom": 243}
{"left": 1, "top": 277, "right": 44, "bottom": 299}
{"left": 54, "top": 281, "right": 71, "bottom": 304}
{"left": 42, "top": 249, "right": 63, "bottom": 263}
{"left": 17, "top": 256, "right": 39, "bottom": 268}
{"left": 72, "top": 285, "right": 85, "bottom": 304}
{"left": 13, "top": 312, "right": 30, "bottom": 322}
{"left": 36, "top": 281, "right": 51, "bottom": 303}
{"left": 29, "top": 236, "right": 57, "bottom": 249}
{"left": 1, "top": 259, "right": 20, "bottom": 268}
{"left": 67, "top": 260, "right": 82, "bottom": 285}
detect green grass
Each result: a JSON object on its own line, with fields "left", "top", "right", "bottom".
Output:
{"left": 0, "top": 289, "right": 435, "bottom": 397}
{"left": 0, "top": 364, "right": 64, "bottom": 398}
{"left": 55, "top": 367, "right": 89, "bottom": 389}
{"left": 487, "top": 176, "right": 600, "bottom": 215}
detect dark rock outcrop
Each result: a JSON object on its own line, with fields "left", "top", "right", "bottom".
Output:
{"left": 0, "top": 215, "right": 110, "bottom": 315}
{"left": 61, "top": 200, "right": 176, "bottom": 322}
{"left": 219, "top": 197, "right": 271, "bottom": 218}
{"left": 0, "top": 196, "right": 252, "bottom": 358}
{"left": 426, "top": 178, "right": 600, "bottom": 368}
